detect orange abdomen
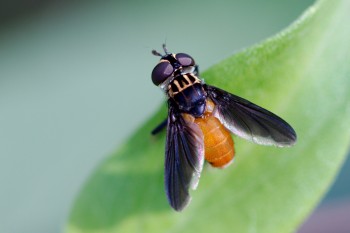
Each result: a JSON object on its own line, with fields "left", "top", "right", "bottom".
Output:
{"left": 194, "top": 113, "right": 235, "bottom": 168}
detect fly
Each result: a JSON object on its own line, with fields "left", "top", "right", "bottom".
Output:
{"left": 151, "top": 44, "right": 297, "bottom": 211}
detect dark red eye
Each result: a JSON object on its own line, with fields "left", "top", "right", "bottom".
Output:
{"left": 175, "top": 53, "right": 195, "bottom": 66}
{"left": 151, "top": 61, "right": 174, "bottom": 85}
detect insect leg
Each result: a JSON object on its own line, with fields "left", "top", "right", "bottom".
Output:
{"left": 151, "top": 118, "right": 168, "bottom": 135}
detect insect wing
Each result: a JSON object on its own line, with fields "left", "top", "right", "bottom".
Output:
{"left": 206, "top": 85, "right": 297, "bottom": 147}
{"left": 165, "top": 103, "right": 204, "bottom": 211}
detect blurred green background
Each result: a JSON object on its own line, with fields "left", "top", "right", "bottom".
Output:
{"left": 1, "top": 0, "right": 349, "bottom": 232}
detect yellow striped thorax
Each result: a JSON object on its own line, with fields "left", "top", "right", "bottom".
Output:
{"left": 168, "top": 73, "right": 202, "bottom": 98}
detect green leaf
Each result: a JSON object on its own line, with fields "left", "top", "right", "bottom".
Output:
{"left": 66, "top": 0, "right": 350, "bottom": 232}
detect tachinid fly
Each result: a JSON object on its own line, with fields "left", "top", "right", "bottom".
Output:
{"left": 151, "top": 44, "right": 297, "bottom": 211}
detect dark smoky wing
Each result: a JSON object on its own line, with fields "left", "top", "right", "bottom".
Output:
{"left": 165, "top": 103, "right": 204, "bottom": 211}
{"left": 206, "top": 85, "right": 297, "bottom": 147}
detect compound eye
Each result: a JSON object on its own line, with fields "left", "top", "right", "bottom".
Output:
{"left": 175, "top": 53, "right": 195, "bottom": 66}
{"left": 151, "top": 61, "right": 174, "bottom": 85}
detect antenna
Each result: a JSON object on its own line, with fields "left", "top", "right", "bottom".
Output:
{"left": 152, "top": 43, "right": 170, "bottom": 57}
{"left": 152, "top": 50, "right": 162, "bottom": 56}
{"left": 162, "top": 43, "right": 169, "bottom": 54}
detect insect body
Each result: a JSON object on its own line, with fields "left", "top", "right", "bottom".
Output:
{"left": 151, "top": 45, "right": 297, "bottom": 211}
{"left": 183, "top": 99, "right": 235, "bottom": 168}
